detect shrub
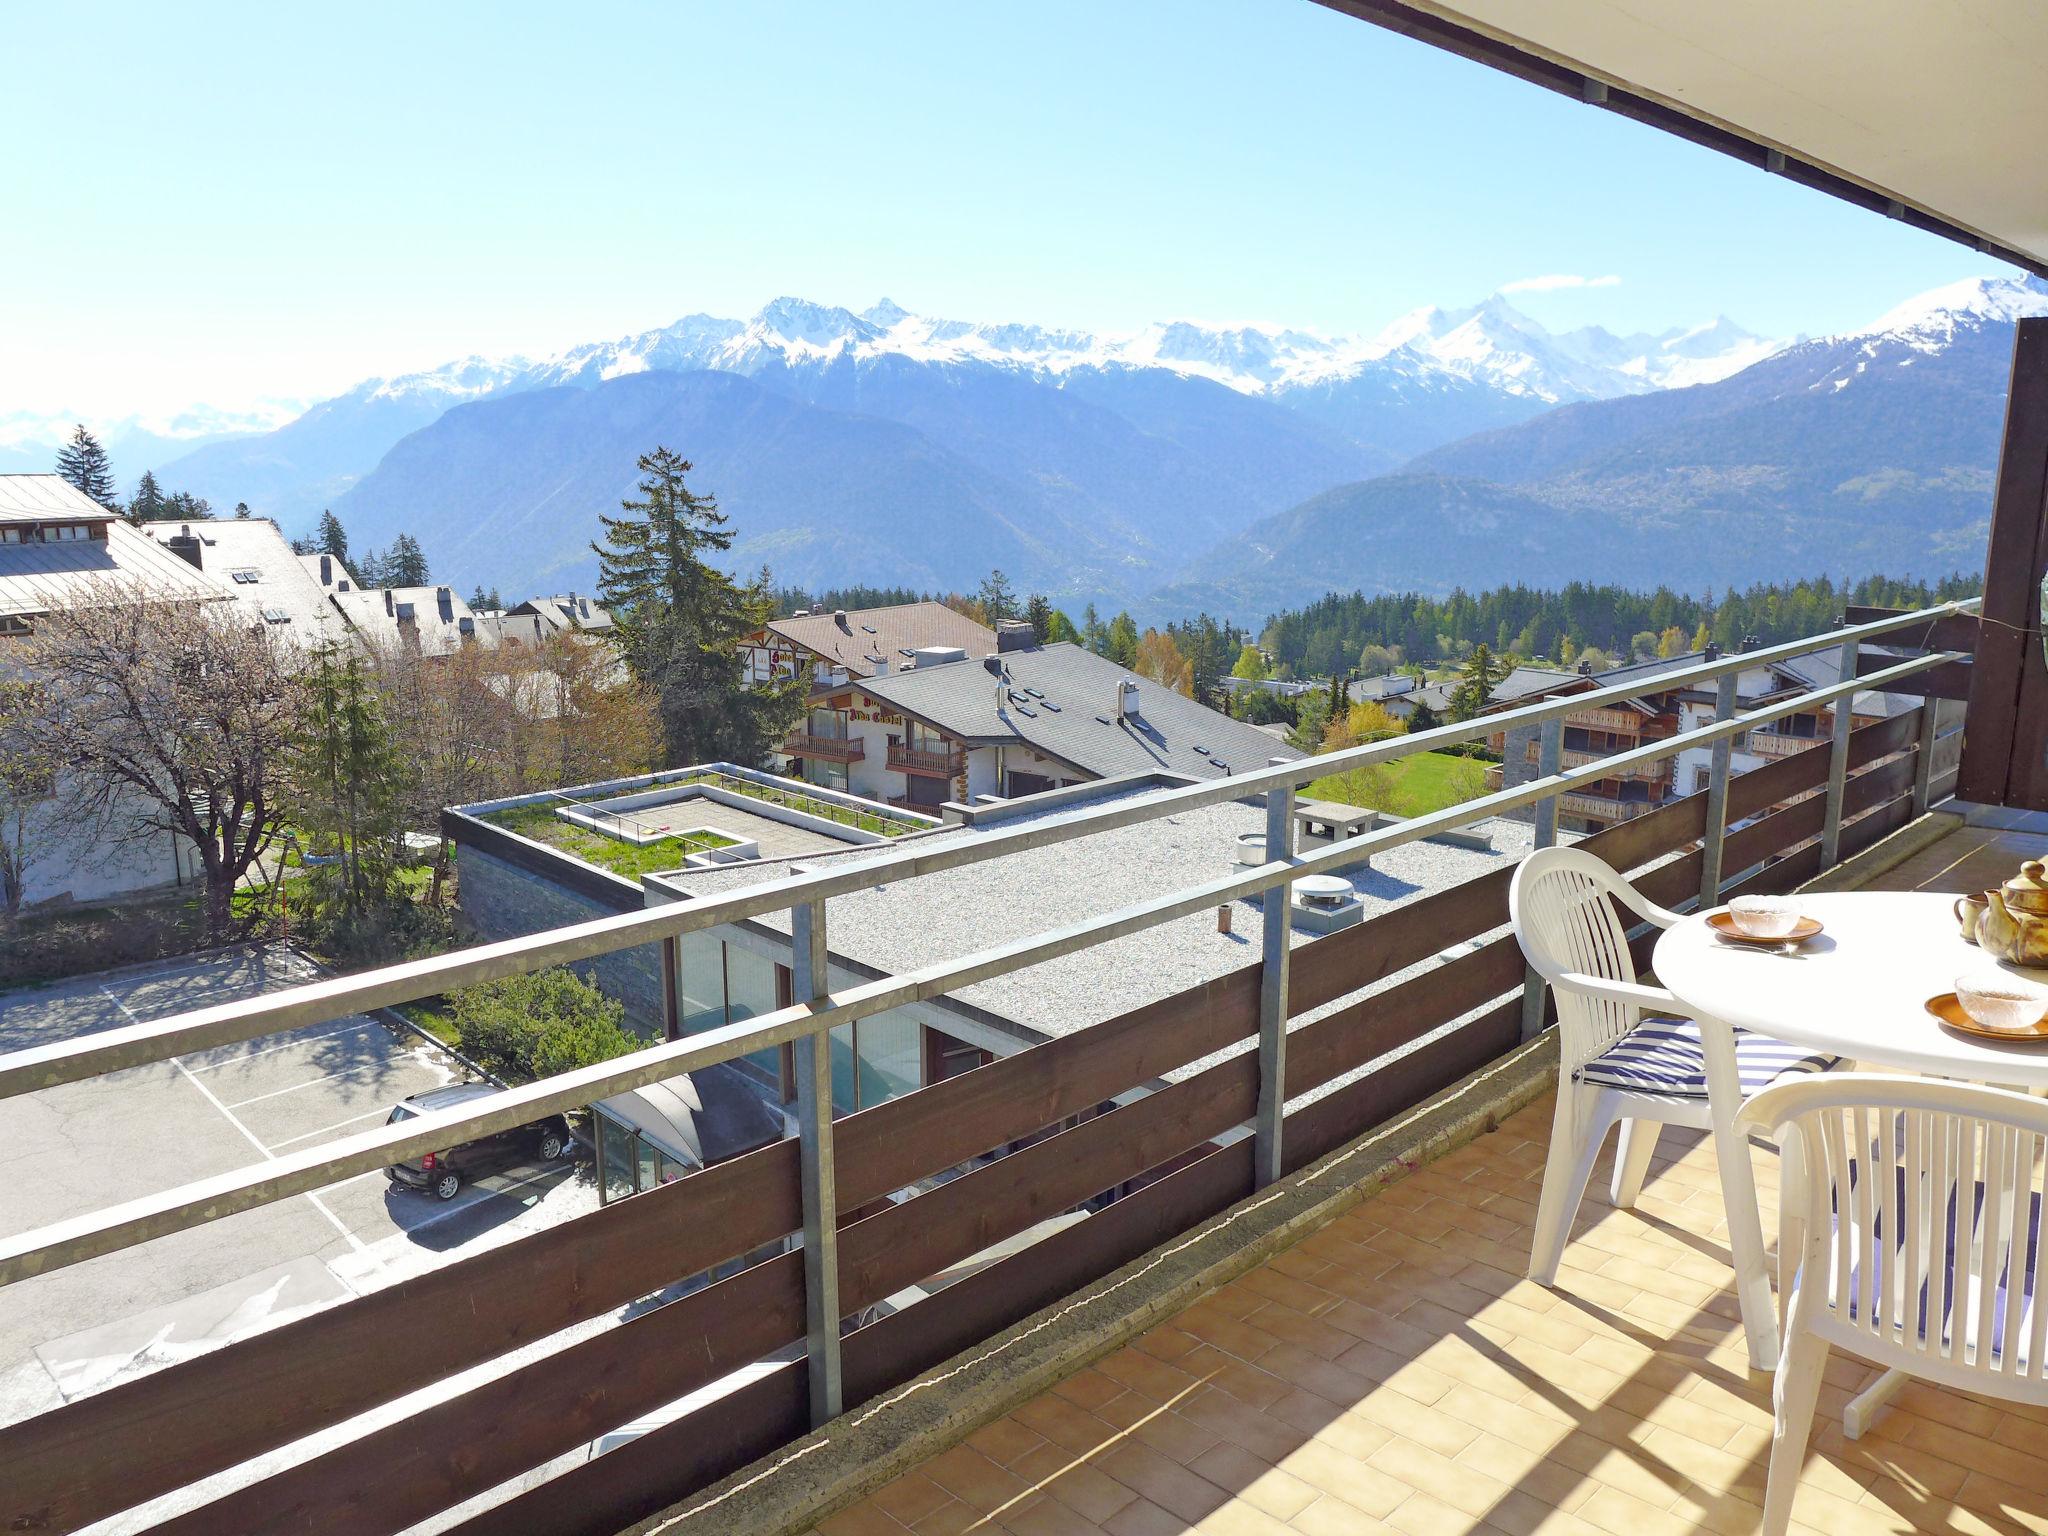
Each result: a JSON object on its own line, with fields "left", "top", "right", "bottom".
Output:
{"left": 449, "top": 967, "right": 638, "bottom": 1084}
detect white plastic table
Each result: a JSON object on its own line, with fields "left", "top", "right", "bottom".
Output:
{"left": 1655, "top": 890, "right": 2048, "bottom": 1428}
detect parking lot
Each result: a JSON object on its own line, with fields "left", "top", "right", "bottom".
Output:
{"left": 0, "top": 944, "right": 595, "bottom": 1426}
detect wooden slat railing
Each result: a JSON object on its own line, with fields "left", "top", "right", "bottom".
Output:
{"left": 0, "top": 709, "right": 1949, "bottom": 1536}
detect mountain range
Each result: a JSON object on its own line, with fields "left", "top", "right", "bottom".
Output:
{"left": 116, "top": 292, "right": 1777, "bottom": 608}
{"left": 21, "top": 275, "right": 2043, "bottom": 622}
{"left": 1158, "top": 275, "right": 2046, "bottom": 617}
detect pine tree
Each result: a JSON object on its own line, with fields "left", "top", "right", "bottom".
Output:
{"left": 291, "top": 644, "right": 408, "bottom": 945}
{"left": 164, "top": 490, "right": 213, "bottom": 520}
{"left": 386, "top": 533, "right": 429, "bottom": 587}
{"left": 593, "top": 447, "right": 804, "bottom": 766}
{"left": 1081, "top": 604, "right": 1107, "bottom": 656}
{"left": 127, "top": 470, "right": 169, "bottom": 523}
{"left": 1024, "top": 593, "right": 1052, "bottom": 643}
{"left": 1447, "top": 644, "right": 1503, "bottom": 722}
{"left": 234, "top": 502, "right": 252, "bottom": 519}
{"left": 977, "top": 569, "right": 1018, "bottom": 623}
{"left": 1106, "top": 611, "right": 1139, "bottom": 669}
{"left": 316, "top": 510, "right": 350, "bottom": 565}
{"left": 54, "top": 425, "right": 118, "bottom": 510}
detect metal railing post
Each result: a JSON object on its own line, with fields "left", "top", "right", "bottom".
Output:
{"left": 1697, "top": 673, "right": 1739, "bottom": 908}
{"left": 1255, "top": 760, "right": 1295, "bottom": 1187}
{"left": 1520, "top": 718, "right": 1564, "bottom": 1041}
{"left": 1911, "top": 697, "right": 1941, "bottom": 816}
{"left": 791, "top": 898, "right": 842, "bottom": 1426}
{"left": 1820, "top": 637, "right": 1860, "bottom": 867}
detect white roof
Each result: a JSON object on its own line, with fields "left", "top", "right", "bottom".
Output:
{"left": 0, "top": 474, "right": 119, "bottom": 526}
{"left": 0, "top": 518, "right": 224, "bottom": 621}
{"left": 1348, "top": 2, "right": 2048, "bottom": 271}
{"left": 137, "top": 518, "right": 351, "bottom": 649}
{"left": 329, "top": 583, "right": 493, "bottom": 659}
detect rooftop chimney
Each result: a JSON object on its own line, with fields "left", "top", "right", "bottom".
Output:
{"left": 1577, "top": 660, "right": 1595, "bottom": 676}
{"left": 319, "top": 554, "right": 332, "bottom": 585}
{"left": 384, "top": 590, "right": 395, "bottom": 617}
{"left": 437, "top": 586, "right": 453, "bottom": 623}
{"left": 995, "top": 619, "right": 1035, "bottom": 654}
{"left": 164, "top": 527, "right": 204, "bottom": 570}
{"left": 834, "top": 609, "right": 850, "bottom": 631}
{"left": 1116, "top": 679, "right": 1140, "bottom": 719}
{"left": 1704, "top": 641, "right": 1721, "bottom": 662}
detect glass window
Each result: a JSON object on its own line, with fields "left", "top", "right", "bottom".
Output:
{"left": 804, "top": 757, "right": 848, "bottom": 792}
{"left": 677, "top": 930, "right": 727, "bottom": 1035}
{"left": 809, "top": 707, "right": 848, "bottom": 739}
{"left": 856, "top": 1011, "right": 922, "bottom": 1107}
{"left": 723, "top": 943, "right": 784, "bottom": 1077}
{"left": 831, "top": 1024, "right": 858, "bottom": 1114}
{"left": 596, "top": 1114, "right": 637, "bottom": 1204}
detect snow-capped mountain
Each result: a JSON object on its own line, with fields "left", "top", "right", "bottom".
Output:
{"left": 1167, "top": 273, "right": 2048, "bottom": 620}
{"left": 488, "top": 290, "right": 1779, "bottom": 407}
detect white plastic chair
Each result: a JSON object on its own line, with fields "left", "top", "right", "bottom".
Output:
{"left": 1510, "top": 847, "right": 1837, "bottom": 1287}
{"left": 1738, "top": 1074, "right": 2047, "bottom": 1536}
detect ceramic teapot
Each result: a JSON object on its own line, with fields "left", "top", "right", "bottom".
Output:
{"left": 2001, "top": 860, "right": 2048, "bottom": 917}
{"left": 1976, "top": 889, "right": 2048, "bottom": 967}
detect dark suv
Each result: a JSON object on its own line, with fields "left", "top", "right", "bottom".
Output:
{"left": 384, "top": 1082, "right": 571, "bottom": 1201}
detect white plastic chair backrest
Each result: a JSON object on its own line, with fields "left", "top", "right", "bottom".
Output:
{"left": 1742, "top": 1074, "right": 2048, "bottom": 1393}
{"left": 1509, "top": 847, "right": 1665, "bottom": 1064}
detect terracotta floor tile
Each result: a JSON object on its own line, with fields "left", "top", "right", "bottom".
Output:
{"left": 837, "top": 1080, "right": 2040, "bottom": 1536}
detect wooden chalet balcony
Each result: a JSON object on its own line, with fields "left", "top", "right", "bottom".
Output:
{"left": 1527, "top": 742, "right": 1671, "bottom": 780}
{"left": 1570, "top": 705, "right": 1648, "bottom": 734}
{"left": 888, "top": 743, "right": 964, "bottom": 777}
{"left": 783, "top": 731, "right": 865, "bottom": 763}
{"left": 0, "top": 599, "right": 1981, "bottom": 1536}
{"left": 1748, "top": 728, "right": 1821, "bottom": 759}
{"left": 1558, "top": 790, "right": 1659, "bottom": 822}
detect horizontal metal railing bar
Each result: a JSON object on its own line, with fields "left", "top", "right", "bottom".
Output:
{"left": 0, "top": 598, "right": 1978, "bottom": 1101}
{"left": 0, "top": 645, "right": 1960, "bottom": 1287}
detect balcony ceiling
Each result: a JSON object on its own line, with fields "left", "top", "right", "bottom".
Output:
{"left": 1318, "top": 0, "right": 2048, "bottom": 276}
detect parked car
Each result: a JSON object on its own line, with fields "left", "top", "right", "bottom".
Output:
{"left": 384, "top": 1082, "right": 571, "bottom": 1201}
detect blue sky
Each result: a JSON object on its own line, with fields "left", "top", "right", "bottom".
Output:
{"left": 0, "top": 0, "right": 2015, "bottom": 422}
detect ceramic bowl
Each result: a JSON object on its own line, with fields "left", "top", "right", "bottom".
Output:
{"left": 1954, "top": 971, "right": 2048, "bottom": 1032}
{"left": 1728, "top": 896, "right": 1803, "bottom": 939}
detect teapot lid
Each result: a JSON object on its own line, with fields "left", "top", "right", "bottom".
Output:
{"left": 2006, "top": 859, "right": 2048, "bottom": 896}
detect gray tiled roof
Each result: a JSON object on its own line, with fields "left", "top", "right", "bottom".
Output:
{"left": 855, "top": 643, "right": 1304, "bottom": 780}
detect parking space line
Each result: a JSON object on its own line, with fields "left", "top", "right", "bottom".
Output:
{"left": 268, "top": 1106, "right": 391, "bottom": 1149}
{"left": 182, "top": 1018, "right": 374, "bottom": 1072}
{"left": 223, "top": 1058, "right": 388, "bottom": 1110}
{"left": 100, "top": 987, "right": 369, "bottom": 1255}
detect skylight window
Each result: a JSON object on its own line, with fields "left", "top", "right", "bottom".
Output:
{"left": 230, "top": 569, "right": 261, "bottom": 584}
{"left": 261, "top": 607, "right": 290, "bottom": 624}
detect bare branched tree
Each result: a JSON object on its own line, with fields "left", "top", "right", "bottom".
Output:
{"left": 28, "top": 581, "right": 302, "bottom": 939}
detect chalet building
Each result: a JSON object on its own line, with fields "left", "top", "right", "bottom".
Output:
{"left": 741, "top": 600, "right": 997, "bottom": 699}
{"left": 509, "top": 592, "right": 614, "bottom": 639}
{"left": 0, "top": 476, "right": 226, "bottom": 904}
{"left": 1484, "top": 645, "right": 1905, "bottom": 832}
{"left": 778, "top": 639, "right": 1304, "bottom": 809}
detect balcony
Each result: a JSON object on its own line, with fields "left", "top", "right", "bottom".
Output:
{"left": 783, "top": 731, "right": 865, "bottom": 763}
{"left": 1749, "top": 728, "right": 1821, "bottom": 759}
{"left": 0, "top": 600, "right": 1985, "bottom": 1536}
{"left": 1528, "top": 741, "right": 1672, "bottom": 780}
{"left": 888, "top": 742, "right": 964, "bottom": 777}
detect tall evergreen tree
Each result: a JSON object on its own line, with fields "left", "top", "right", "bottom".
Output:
{"left": 1024, "top": 593, "right": 1052, "bottom": 643}
{"left": 54, "top": 425, "right": 118, "bottom": 510}
{"left": 385, "top": 533, "right": 430, "bottom": 587}
{"left": 164, "top": 490, "right": 213, "bottom": 520}
{"left": 977, "top": 569, "right": 1019, "bottom": 623}
{"left": 593, "top": 448, "right": 803, "bottom": 766}
{"left": 234, "top": 501, "right": 253, "bottom": 519}
{"left": 290, "top": 645, "right": 409, "bottom": 950}
{"left": 316, "top": 510, "right": 351, "bottom": 567}
{"left": 127, "top": 470, "right": 169, "bottom": 523}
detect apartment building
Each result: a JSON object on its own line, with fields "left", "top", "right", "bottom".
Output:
{"left": 1485, "top": 644, "right": 1907, "bottom": 832}
{"left": 781, "top": 639, "right": 1304, "bottom": 809}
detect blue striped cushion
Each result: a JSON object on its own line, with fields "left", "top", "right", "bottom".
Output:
{"left": 1576, "top": 1017, "right": 1838, "bottom": 1097}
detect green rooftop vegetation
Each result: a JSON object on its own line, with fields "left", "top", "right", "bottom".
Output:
{"left": 481, "top": 802, "right": 740, "bottom": 880}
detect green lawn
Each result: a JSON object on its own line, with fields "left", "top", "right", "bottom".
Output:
{"left": 1304, "top": 750, "right": 1490, "bottom": 818}
{"left": 481, "top": 803, "right": 739, "bottom": 880}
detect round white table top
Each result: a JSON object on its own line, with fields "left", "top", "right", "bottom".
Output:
{"left": 1654, "top": 891, "right": 2048, "bottom": 1087}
